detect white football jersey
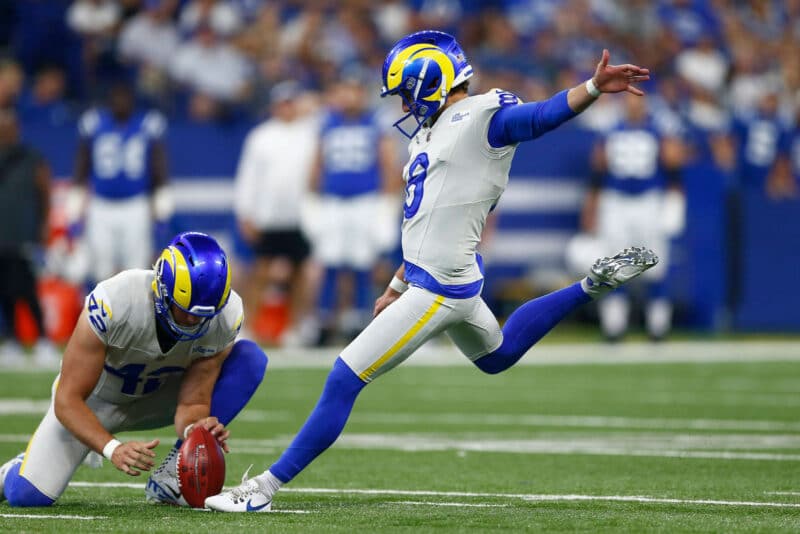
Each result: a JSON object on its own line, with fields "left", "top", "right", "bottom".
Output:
{"left": 85, "top": 269, "right": 244, "bottom": 404}
{"left": 401, "top": 89, "right": 518, "bottom": 296}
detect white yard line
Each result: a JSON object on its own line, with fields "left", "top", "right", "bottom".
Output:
{"left": 4, "top": 431, "right": 800, "bottom": 461}
{"left": 67, "top": 482, "right": 800, "bottom": 509}
{"left": 0, "top": 513, "right": 106, "bottom": 520}
{"left": 387, "top": 501, "right": 508, "bottom": 508}
{"left": 332, "top": 412, "right": 800, "bottom": 433}
{"left": 765, "top": 491, "right": 800, "bottom": 496}
{"left": 230, "top": 432, "right": 800, "bottom": 461}
{"left": 5, "top": 432, "right": 798, "bottom": 461}
{"left": 232, "top": 445, "right": 800, "bottom": 462}
{"left": 9, "top": 404, "right": 800, "bottom": 433}
{"left": 0, "top": 399, "right": 50, "bottom": 415}
{"left": 71, "top": 482, "right": 160, "bottom": 488}
{"left": 3, "top": 341, "right": 800, "bottom": 373}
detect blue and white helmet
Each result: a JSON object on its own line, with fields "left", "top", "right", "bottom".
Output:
{"left": 152, "top": 232, "right": 231, "bottom": 341}
{"left": 380, "top": 30, "right": 473, "bottom": 138}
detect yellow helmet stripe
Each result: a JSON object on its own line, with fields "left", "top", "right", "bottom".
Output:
{"left": 170, "top": 246, "right": 192, "bottom": 309}
{"left": 154, "top": 248, "right": 174, "bottom": 300}
{"left": 413, "top": 49, "right": 455, "bottom": 100}
{"left": 218, "top": 262, "right": 231, "bottom": 310}
{"left": 385, "top": 43, "right": 440, "bottom": 92}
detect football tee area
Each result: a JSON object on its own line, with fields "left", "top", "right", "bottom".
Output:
{"left": 1, "top": 338, "right": 800, "bottom": 532}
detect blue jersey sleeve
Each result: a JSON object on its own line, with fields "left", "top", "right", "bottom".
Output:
{"left": 487, "top": 90, "right": 577, "bottom": 148}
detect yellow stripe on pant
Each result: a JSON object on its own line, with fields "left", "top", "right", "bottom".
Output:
{"left": 358, "top": 295, "right": 445, "bottom": 381}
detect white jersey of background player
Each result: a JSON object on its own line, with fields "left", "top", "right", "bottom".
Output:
{"left": 0, "top": 232, "right": 267, "bottom": 508}
{"left": 207, "top": 30, "right": 657, "bottom": 512}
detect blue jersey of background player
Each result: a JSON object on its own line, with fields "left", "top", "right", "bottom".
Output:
{"left": 69, "top": 83, "right": 173, "bottom": 283}
{"left": 731, "top": 91, "right": 788, "bottom": 192}
{"left": 769, "top": 107, "right": 800, "bottom": 199}
{"left": 595, "top": 106, "right": 669, "bottom": 195}
{"left": 75, "top": 84, "right": 168, "bottom": 200}
{"left": 318, "top": 108, "right": 383, "bottom": 197}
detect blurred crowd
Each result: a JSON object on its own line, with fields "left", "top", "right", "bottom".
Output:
{"left": 1, "top": 0, "right": 798, "bottom": 192}
{"left": 0, "top": 1, "right": 796, "bottom": 131}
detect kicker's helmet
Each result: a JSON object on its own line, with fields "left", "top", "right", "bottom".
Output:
{"left": 152, "top": 232, "right": 231, "bottom": 341}
{"left": 380, "top": 30, "right": 473, "bottom": 138}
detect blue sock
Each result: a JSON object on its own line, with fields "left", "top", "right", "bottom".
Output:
{"left": 5, "top": 463, "right": 55, "bottom": 507}
{"left": 319, "top": 267, "right": 340, "bottom": 320}
{"left": 353, "top": 269, "right": 372, "bottom": 313}
{"left": 270, "top": 357, "right": 366, "bottom": 483}
{"left": 474, "top": 282, "right": 591, "bottom": 374}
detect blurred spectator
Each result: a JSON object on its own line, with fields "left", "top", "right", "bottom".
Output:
{"left": 408, "top": 0, "right": 473, "bottom": 35}
{"left": 577, "top": 96, "right": 686, "bottom": 341}
{"left": 372, "top": 0, "right": 413, "bottom": 42}
{"left": 770, "top": 105, "right": 800, "bottom": 199}
{"left": 0, "top": 109, "right": 60, "bottom": 366}
{"left": 67, "top": 0, "right": 123, "bottom": 91}
{"left": 66, "top": 0, "right": 121, "bottom": 36}
{"left": 233, "top": 81, "right": 319, "bottom": 346}
{"left": 118, "top": 0, "right": 180, "bottom": 102}
{"left": 731, "top": 90, "right": 788, "bottom": 193}
{"left": 727, "top": 40, "right": 782, "bottom": 120}
{"left": 234, "top": 3, "right": 280, "bottom": 62}
{"left": 503, "top": 0, "right": 562, "bottom": 36}
{"left": 307, "top": 72, "right": 399, "bottom": 345}
{"left": 170, "top": 24, "right": 251, "bottom": 114}
{"left": 657, "top": 0, "right": 722, "bottom": 47}
{"left": 13, "top": 1, "right": 83, "bottom": 98}
{"left": 733, "top": 0, "right": 787, "bottom": 43}
{"left": 674, "top": 35, "right": 729, "bottom": 97}
{"left": 233, "top": 3, "right": 284, "bottom": 111}
{"left": 0, "top": 59, "right": 23, "bottom": 109}
{"left": 69, "top": 84, "right": 172, "bottom": 283}
{"left": 17, "top": 64, "right": 72, "bottom": 126}
{"left": 179, "top": 0, "right": 244, "bottom": 38}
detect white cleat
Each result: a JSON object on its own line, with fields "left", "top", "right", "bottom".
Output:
{"left": 0, "top": 453, "right": 24, "bottom": 502}
{"left": 205, "top": 470, "right": 272, "bottom": 512}
{"left": 582, "top": 247, "right": 659, "bottom": 298}
{"left": 145, "top": 446, "right": 188, "bottom": 507}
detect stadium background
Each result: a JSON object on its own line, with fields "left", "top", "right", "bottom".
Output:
{"left": 2, "top": 0, "right": 800, "bottom": 338}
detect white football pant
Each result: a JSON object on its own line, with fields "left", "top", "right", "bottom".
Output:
{"left": 17, "top": 375, "right": 181, "bottom": 500}
{"left": 86, "top": 195, "right": 153, "bottom": 282}
{"left": 341, "top": 285, "right": 503, "bottom": 382}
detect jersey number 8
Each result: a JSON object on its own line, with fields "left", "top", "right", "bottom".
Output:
{"left": 404, "top": 153, "right": 429, "bottom": 219}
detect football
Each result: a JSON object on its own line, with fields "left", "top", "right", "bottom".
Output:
{"left": 176, "top": 426, "right": 226, "bottom": 508}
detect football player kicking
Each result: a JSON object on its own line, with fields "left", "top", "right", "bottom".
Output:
{"left": 206, "top": 31, "right": 656, "bottom": 512}
{"left": 0, "top": 232, "right": 267, "bottom": 507}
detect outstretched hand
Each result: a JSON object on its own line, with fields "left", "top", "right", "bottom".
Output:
{"left": 592, "top": 49, "right": 650, "bottom": 96}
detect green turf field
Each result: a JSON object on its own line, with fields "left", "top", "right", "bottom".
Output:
{"left": 2, "top": 341, "right": 800, "bottom": 532}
